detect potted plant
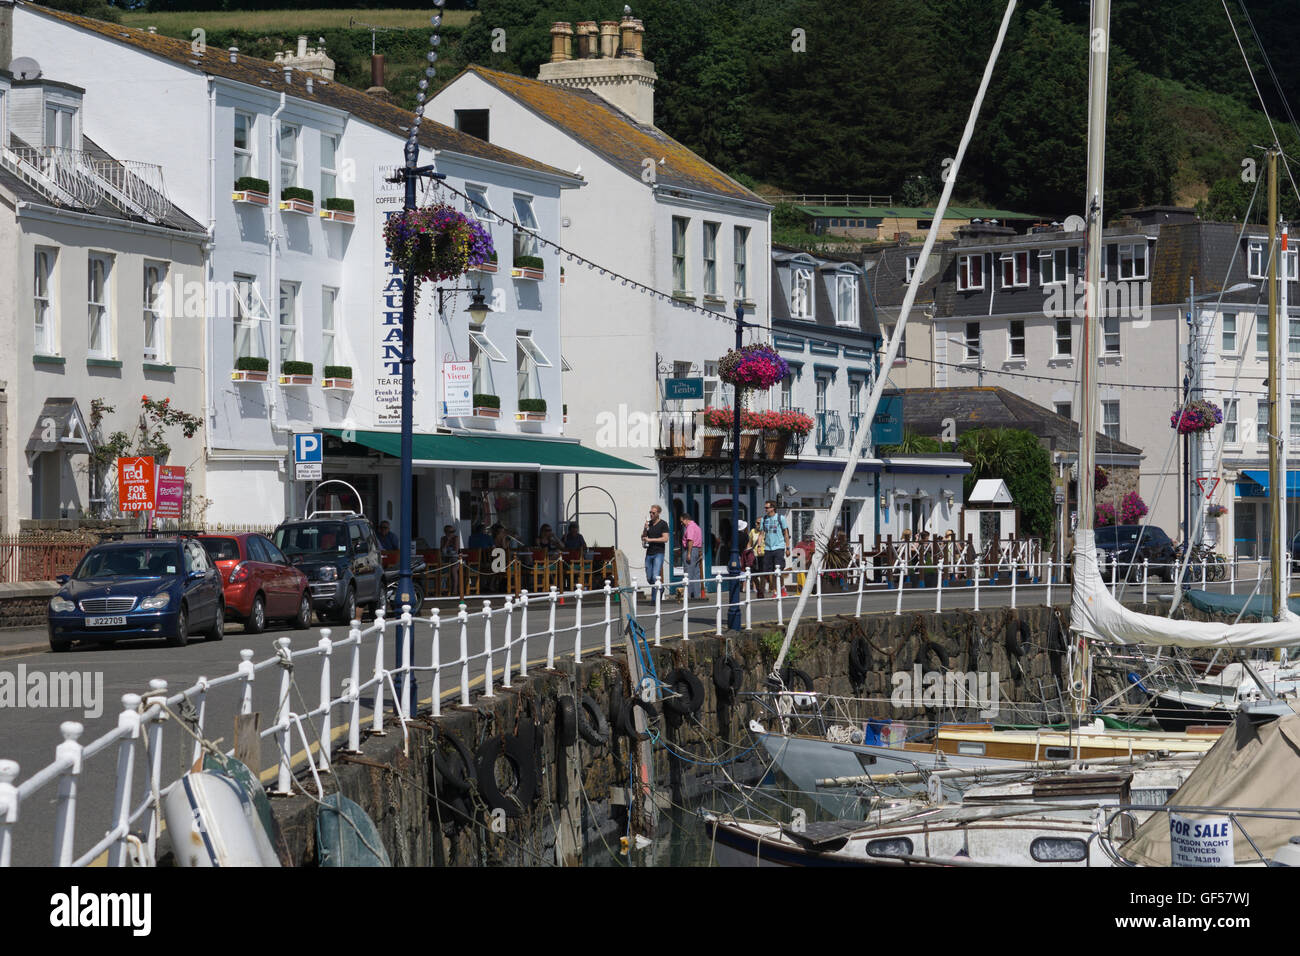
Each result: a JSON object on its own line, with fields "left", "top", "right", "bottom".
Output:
{"left": 511, "top": 254, "right": 545, "bottom": 281}
{"left": 279, "top": 359, "right": 313, "bottom": 385}
{"left": 472, "top": 393, "right": 500, "bottom": 419}
{"left": 321, "top": 364, "right": 353, "bottom": 389}
{"left": 516, "top": 398, "right": 547, "bottom": 422}
{"left": 751, "top": 409, "right": 815, "bottom": 460}
{"left": 231, "top": 355, "right": 269, "bottom": 382}
{"left": 563, "top": 403, "right": 568, "bottom": 425}
{"left": 700, "top": 406, "right": 736, "bottom": 457}
{"left": 718, "top": 343, "right": 789, "bottom": 393}
{"left": 320, "top": 197, "right": 355, "bottom": 223}
{"left": 383, "top": 202, "right": 495, "bottom": 284}
{"left": 471, "top": 251, "right": 499, "bottom": 275}
{"left": 1170, "top": 399, "right": 1223, "bottom": 435}
{"left": 233, "top": 176, "right": 270, "bottom": 206}
{"left": 560, "top": 266, "right": 566, "bottom": 285}
{"left": 1206, "top": 503, "right": 1228, "bottom": 518}
{"left": 280, "top": 186, "right": 315, "bottom": 214}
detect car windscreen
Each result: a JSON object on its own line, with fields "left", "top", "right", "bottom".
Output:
{"left": 275, "top": 524, "right": 349, "bottom": 556}
{"left": 201, "top": 537, "right": 240, "bottom": 562}
{"left": 75, "top": 546, "right": 180, "bottom": 579}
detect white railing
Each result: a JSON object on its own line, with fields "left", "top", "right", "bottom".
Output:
{"left": 0, "top": 552, "right": 1278, "bottom": 867}
{"left": 4, "top": 146, "right": 171, "bottom": 222}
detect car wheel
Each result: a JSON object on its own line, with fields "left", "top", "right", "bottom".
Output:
{"left": 293, "top": 591, "right": 313, "bottom": 630}
{"left": 205, "top": 604, "right": 225, "bottom": 641}
{"left": 168, "top": 606, "right": 190, "bottom": 648}
{"left": 50, "top": 636, "right": 72, "bottom": 653}
{"left": 336, "top": 586, "right": 357, "bottom": 625}
{"left": 246, "top": 594, "right": 266, "bottom": 634}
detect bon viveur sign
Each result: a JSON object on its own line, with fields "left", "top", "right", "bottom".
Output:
{"left": 872, "top": 396, "right": 904, "bottom": 445}
{"left": 443, "top": 361, "right": 473, "bottom": 417}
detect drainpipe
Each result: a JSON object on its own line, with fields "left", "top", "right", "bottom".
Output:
{"left": 205, "top": 77, "right": 217, "bottom": 460}
{"left": 269, "top": 92, "right": 285, "bottom": 423}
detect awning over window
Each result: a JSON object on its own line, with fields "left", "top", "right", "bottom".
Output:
{"left": 1237, "top": 470, "right": 1300, "bottom": 497}
{"left": 27, "top": 398, "right": 93, "bottom": 454}
{"left": 323, "top": 429, "right": 651, "bottom": 476}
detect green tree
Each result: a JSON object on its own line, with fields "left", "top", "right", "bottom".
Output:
{"left": 958, "top": 428, "right": 1053, "bottom": 540}
{"left": 879, "top": 430, "right": 943, "bottom": 456}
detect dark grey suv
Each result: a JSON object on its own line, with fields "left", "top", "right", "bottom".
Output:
{"left": 1089, "top": 524, "right": 1177, "bottom": 582}
{"left": 273, "top": 515, "right": 384, "bottom": 623}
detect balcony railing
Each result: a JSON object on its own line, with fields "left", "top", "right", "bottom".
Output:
{"left": 1, "top": 146, "right": 171, "bottom": 223}
{"left": 816, "top": 410, "right": 845, "bottom": 450}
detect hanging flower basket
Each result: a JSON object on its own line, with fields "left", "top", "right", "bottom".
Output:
{"left": 718, "top": 344, "right": 789, "bottom": 392}
{"left": 1170, "top": 399, "right": 1222, "bottom": 435}
{"left": 1206, "top": 503, "right": 1228, "bottom": 518}
{"left": 382, "top": 203, "right": 495, "bottom": 282}
{"left": 749, "top": 409, "right": 816, "bottom": 436}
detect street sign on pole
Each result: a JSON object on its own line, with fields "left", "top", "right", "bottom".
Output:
{"left": 118, "top": 456, "right": 156, "bottom": 512}
{"left": 294, "top": 432, "right": 323, "bottom": 481}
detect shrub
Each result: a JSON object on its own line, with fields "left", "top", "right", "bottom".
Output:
{"left": 323, "top": 197, "right": 354, "bottom": 212}
{"left": 473, "top": 393, "right": 500, "bottom": 409}
{"left": 323, "top": 365, "right": 353, "bottom": 380}
{"left": 518, "top": 398, "right": 547, "bottom": 413}
{"left": 235, "top": 356, "right": 269, "bottom": 372}
{"left": 281, "top": 360, "right": 313, "bottom": 376}
{"left": 235, "top": 176, "right": 269, "bottom": 194}
{"left": 515, "top": 254, "right": 545, "bottom": 270}
{"left": 281, "top": 186, "right": 314, "bottom": 203}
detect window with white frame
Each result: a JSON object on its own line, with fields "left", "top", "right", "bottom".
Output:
{"left": 835, "top": 274, "right": 858, "bottom": 327}
{"left": 322, "top": 287, "right": 338, "bottom": 368}
{"left": 469, "top": 328, "right": 505, "bottom": 396}
{"left": 1222, "top": 312, "right": 1237, "bottom": 352}
{"left": 1103, "top": 314, "right": 1120, "bottom": 354}
{"left": 905, "top": 254, "right": 918, "bottom": 282}
{"left": 779, "top": 374, "right": 793, "bottom": 411}
{"left": 1290, "top": 401, "right": 1300, "bottom": 444}
{"left": 320, "top": 132, "right": 339, "bottom": 200}
{"left": 1224, "top": 398, "right": 1238, "bottom": 444}
{"left": 1248, "top": 240, "right": 1266, "bottom": 279}
{"left": 34, "top": 247, "right": 55, "bottom": 354}
{"left": 1102, "top": 400, "right": 1120, "bottom": 440}
{"left": 465, "top": 184, "right": 491, "bottom": 222}
{"left": 1117, "top": 242, "right": 1148, "bottom": 279}
{"left": 882, "top": 322, "right": 906, "bottom": 362}
{"left": 1288, "top": 249, "right": 1299, "bottom": 281}
{"left": 671, "top": 216, "right": 687, "bottom": 292}
{"left": 703, "top": 360, "right": 728, "bottom": 408}
{"left": 1009, "top": 319, "right": 1025, "bottom": 358}
{"left": 964, "top": 322, "right": 980, "bottom": 362}
{"left": 1000, "top": 251, "right": 1029, "bottom": 288}
{"left": 513, "top": 194, "right": 539, "bottom": 260}
{"left": 734, "top": 226, "right": 749, "bottom": 299}
{"left": 815, "top": 375, "right": 828, "bottom": 415}
{"left": 44, "top": 104, "right": 75, "bottom": 149}
{"left": 515, "top": 331, "right": 551, "bottom": 402}
{"left": 278, "top": 281, "right": 299, "bottom": 363}
{"left": 234, "top": 111, "right": 255, "bottom": 180}
{"left": 278, "top": 122, "right": 299, "bottom": 188}
{"left": 1290, "top": 315, "right": 1300, "bottom": 356}
{"left": 143, "top": 260, "right": 166, "bottom": 362}
{"left": 1055, "top": 318, "right": 1072, "bottom": 356}
{"left": 957, "top": 254, "right": 985, "bottom": 291}
{"left": 87, "top": 253, "right": 112, "bottom": 358}
{"left": 791, "top": 268, "right": 814, "bottom": 319}
{"left": 233, "top": 273, "right": 270, "bottom": 360}
{"left": 1257, "top": 399, "right": 1270, "bottom": 444}
{"left": 702, "top": 222, "right": 719, "bottom": 296}
{"left": 1040, "top": 248, "right": 1069, "bottom": 285}
{"left": 1257, "top": 313, "right": 1269, "bottom": 354}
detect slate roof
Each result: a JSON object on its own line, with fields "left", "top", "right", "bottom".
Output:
{"left": 887, "top": 386, "right": 1143, "bottom": 458}
{"left": 769, "top": 244, "right": 879, "bottom": 339}
{"left": 1148, "top": 220, "right": 1279, "bottom": 307}
{"left": 26, "top": 5, "right": 581, "bottom": 185}
{"left": 863, "top": 242, "right": 951, "bottom": 310}
{"left": 459, "top": 65, "right": 767, "bottom": 206}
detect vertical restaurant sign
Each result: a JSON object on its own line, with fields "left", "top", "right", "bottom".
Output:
{"left": 375, "top": 162, "right": 408, "bottom": 428}
{"left": 117, "top": 456, "right": 155, "bottom": 512}
{"left": 155, "top": 465, "right": 186, "bottom": 519}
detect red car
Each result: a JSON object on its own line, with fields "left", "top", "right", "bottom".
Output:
{"left": 198, "top": 533, "right": 312, "bottom": 633}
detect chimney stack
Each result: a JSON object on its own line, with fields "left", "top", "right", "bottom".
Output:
{"left": 599, "top": 21, "right": 618, "bottom": 58}
{"left": 575, "top": 21, "right": 597, "bottom": 58}
{"left": 366, "top": 53, "right": 391, "bottom": 101}
{"left": 275, "top": 35, "right": 336, "bottom": 79}
{"left": 549, "top": 21, "right": 573, "bottom": 62}
{"left": 228, "top": 47, "right": 238, "bottom": 64}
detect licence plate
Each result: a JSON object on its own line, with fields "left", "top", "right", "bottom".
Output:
{"left": 86, "top": 616, "right": 127, "bottom": 627}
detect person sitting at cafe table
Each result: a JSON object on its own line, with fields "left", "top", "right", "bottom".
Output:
{"left": 562, "top": 522, "right": 587, "bottom": 551}
{"left": 467, "top": 523, "right": 493, "bottom": 551}
{"left": 537, "top": 524, "right": 562, "bottom": 553}
{"left": 377, "top": 520, "right": 399, "bottom": 550}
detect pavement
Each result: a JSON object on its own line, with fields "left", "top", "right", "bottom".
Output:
{"left": 0, "top": 627, "right": 49, "bottom": 659}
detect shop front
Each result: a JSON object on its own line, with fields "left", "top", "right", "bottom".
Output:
{"left": 1232, "top": 469, "right": 1300, "bottom": 559}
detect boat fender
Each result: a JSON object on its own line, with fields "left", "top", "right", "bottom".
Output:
{"left": 1004, "top": 618, "right": 1024, "bottom": 657}
{"left": 713, "top": 653, "right": 744, "bottom": 700}
{"left": 848, "top": 636, "right": 872, "bottom": 683}
{"left": 432, "top": 729, "right": 476, "bottom": 797}
{"left": 922, "top": 640, "right": 950, "bottom": 670}
{"left": 663, "top": 667, "right": 705, "bottom": 716}
{"left": 766, "top": 667, "right": 815, "bottom": 693}
{"left": 618, "top": 696, "right": 659, "bottom": 740}
{"left": 475, "top": 733, "right": 538, "bottom": 817}
{"left": 577, "top": 693, "right": 611, "bottom": 746}
{"left": 556, "top": 695, "right": 578, "bottom": 746}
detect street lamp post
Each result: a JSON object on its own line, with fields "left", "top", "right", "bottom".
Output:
{"left": 728, "top": 301, "right": 745, "bottom": 631}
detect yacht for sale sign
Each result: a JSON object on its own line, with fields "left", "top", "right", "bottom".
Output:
{"left": 118, "top": 456, "right": 156, "bottom": 512}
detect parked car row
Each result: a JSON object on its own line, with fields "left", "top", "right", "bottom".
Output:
{"left": 46, "top": 512, "right": 390, "bottom": 652}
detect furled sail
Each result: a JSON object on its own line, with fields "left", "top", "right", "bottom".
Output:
{"left": 1071, "top": 530, "right": 1300, "bottom": 648}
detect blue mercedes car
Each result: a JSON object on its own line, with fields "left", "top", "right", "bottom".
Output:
{"left": 47, "top": 536, "right": 225, "bottom": 652}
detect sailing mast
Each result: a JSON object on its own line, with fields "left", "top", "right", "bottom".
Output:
{"left": 1268, "top": 148, "right": 1282, "bottom": 621}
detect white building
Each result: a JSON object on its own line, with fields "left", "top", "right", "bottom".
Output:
{"left": 16, "top": 3, "right": 644, "bottom": 545}
{"left": 0, "top": 58, "right": 207, "bottom": 529}
{"left": 427, "top": 18, "right": 771, "bottom": 576}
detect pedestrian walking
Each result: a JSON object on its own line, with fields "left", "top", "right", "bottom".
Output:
{"left": 759, "top": 500, "right": 791, "bottom": 597}
{"left": 681, "top": 513, "right": 705, "bottom": 600}
{"left": 641, "top": 504, "right": 670, "bottom": 598}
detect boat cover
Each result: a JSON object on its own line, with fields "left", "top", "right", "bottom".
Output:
{"left": 316, "top": 793, "right": 391, "bottom": 867}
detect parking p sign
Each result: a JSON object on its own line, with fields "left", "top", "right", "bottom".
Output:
{"left": 294, "top": 432, "right": 323, "bottom": 481}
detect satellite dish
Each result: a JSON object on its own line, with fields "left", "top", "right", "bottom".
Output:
{"left": 10, "top": 57, "right": 41, "bottom": 80}
{"left": 1063, "top": 214, "right": 1086, "bottom": 233}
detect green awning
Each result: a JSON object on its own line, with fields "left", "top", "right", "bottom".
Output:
{"left": 323, "top": 429, "right": 651, "bottom": 476}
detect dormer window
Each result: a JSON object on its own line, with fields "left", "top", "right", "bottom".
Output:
{"left": 1117, "top": 242, "right": 1147, "bottom": 279}
{"left": 905, "top": 254, "right": 918, "bottom": 281}
{"left": 957, "top": 254, "right": 984, "bottom": 291}
{"left": 44, "top": 104, "right": 76, "bottom": 150}
{"left": 1248, "top": 240, "right": 1266, "bottom": 279}
{"left": 835, "top": 274, "right": 858, "bottom": 327}
{"left": 791, "top": 268, "right": 814, "bottom": 319}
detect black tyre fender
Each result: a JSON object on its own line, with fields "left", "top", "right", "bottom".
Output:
{"left": 475, "top": 733, "right": 537, "bottom": 816}
{"left": 1004, "top": 617, "right": 1024, "bottom": 657}
{"left": 663, "top": 667, "right": 705, "bottom": 716}
{"left": 848, "top": 636, "right": 872, "bottom": 677}
{"left": 433, "top": 729, "right": 476, "bottom": 797}
{"left": 921, "top": 640, "right": 950, "bottom": 670}
{"left": 766, "top": 667, "right": 815, "bottom": 693}
{"left": 556, "top": 695, "right": 578, "bottom": 746}
{"left": 712, "top": 654, "right": 744, "bottom": 699}
{"left": 577, "top": 694, "right": 610, "bottom": 746}
{"left": 618, "top": 696, "right": 659, "bottom": 740}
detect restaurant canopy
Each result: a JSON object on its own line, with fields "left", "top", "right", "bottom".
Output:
{"left": 323, "top": 429, "right": 650, "bottom": 476}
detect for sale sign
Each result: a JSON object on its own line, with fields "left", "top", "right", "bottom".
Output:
{"left": 155, "top": 465, "right": 185, "bottom": 519}
{"left": 118, "top": 456, "right": 156, "bottom": 512}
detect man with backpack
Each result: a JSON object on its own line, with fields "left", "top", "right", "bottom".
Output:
{"left": 759, "top": 500, "right": 792, "bottom": 597}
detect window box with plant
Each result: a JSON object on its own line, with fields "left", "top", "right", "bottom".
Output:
{"left": 511, "top": 255, "right": 545, "bottom": 281}
{"left": 560, "top": 266, "right": 566, "bottom": 286}
{"left": 516, "top": 398, "right": 547, "bottom": 422}
{"left": 232, "top": 177, "right": 270, "bottom": 206}
{"left": 319, "top": 197, "right": 355, "bottom": 224}
{"left": 321, "top": 365, "right": 353, "bottom": 389}
{"left": 750, "top": 409, "right": 814, "bottom": 460}
{"left": 280, "top": 187, "right": 315, "bottom": 215}
{"left": 231, "top": 355, "right": 269, "bottom": 382}
{"left": 471, "top": 393, "right": 500, "bottom": 419}
{"left": 470, "top": 251, "right": 499, "bottom": 275}
{"left": 279, "top": 360, "right": 313, "bottom": 385}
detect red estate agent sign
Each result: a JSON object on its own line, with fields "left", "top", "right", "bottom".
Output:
{"left": 118, "top": 456, "right": 156, "bottom": 512}
{"left": 155, "top": 465, "right": 185, "bottom": 519}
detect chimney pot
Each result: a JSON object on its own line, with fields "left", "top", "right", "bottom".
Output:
{"left": 147, "top": 25, "right": 157, "bottom": 34}
{"left": 306, "top": 75, "right": 314, "bottom": 94}
{"left": 576, "top": 21, "right": 598, "bottom": 58}
{"left": 284, "top": 67, "right": 292, "bottom": 83}
{"left": 549, "top": 21, "right": 573, "bottom": 62}
{"left": 619, "top": 17, "right": 636, "bottom": 55}
{"left": 599, "top": 21, "right": 618, "bottom": 58}
{"left": 229, "top": 47, "right": 239, "bottom": 64}
{"left": 297, "top": 34, "right": 307, "bottom": 58}
{"left": 632, "top": 20, "right": 645, "bottom": 57}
